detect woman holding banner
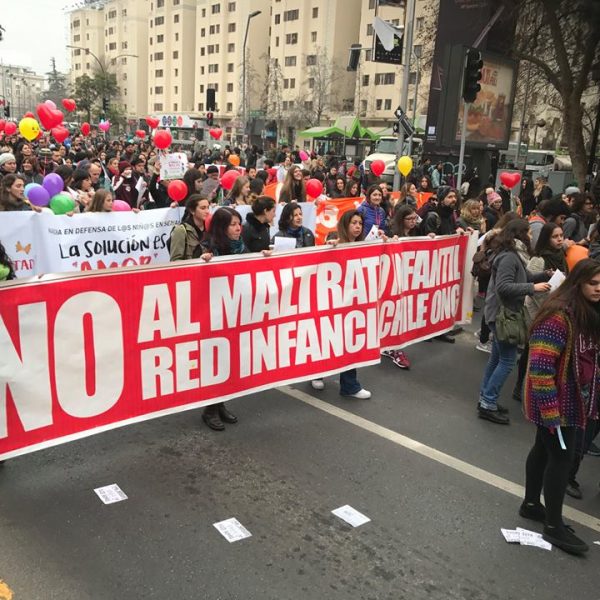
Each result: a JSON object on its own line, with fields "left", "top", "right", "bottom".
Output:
{"left": 86, "top": 190, "right": 114, "bottom": 213}
{"left": 311, "top": 210, "right": 372, "bottom": 399}
{"left": 0, "top": 240, "right": 15, "bottom": 281}
{"left": 242, "top": 196, "right": 276, "bottom": 252}
{"left": 272, "top": 202, "right": 315, "bottom": 248}
{"left": 357, "top": 184, "right": 388, "bottom": 238}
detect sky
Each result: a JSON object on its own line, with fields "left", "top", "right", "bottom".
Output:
{"left": 1, "top": 0, "right": 72, "bottom": 75}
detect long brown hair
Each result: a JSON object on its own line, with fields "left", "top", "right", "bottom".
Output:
{"left": 337, "top": 210, "right": 364, "bottom": 243}
{"left": 531, "top": 259, "right": 600, "bottom": 343}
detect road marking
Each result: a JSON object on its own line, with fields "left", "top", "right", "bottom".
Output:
{"left": 279, "top": 385, "right": 600, "bottom": 534}
{"left": 0, "top": 580, "right": 14, "bottom": 600}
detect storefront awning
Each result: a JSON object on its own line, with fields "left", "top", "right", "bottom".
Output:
{"left": 298, "top": 116, "right": 380, "bottom": 141}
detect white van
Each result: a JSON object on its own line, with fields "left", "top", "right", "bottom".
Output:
{"left": 363, "top": 136, "right": 423, "bottom": 183}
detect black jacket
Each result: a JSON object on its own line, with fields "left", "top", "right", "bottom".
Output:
{"left": 242, "top": 212, "right": 271, "bottom": 252}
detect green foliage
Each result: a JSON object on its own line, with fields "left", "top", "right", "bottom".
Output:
{"left": 45, "top": 58, "right": 68, "bottom": 107}
{"left": 72, "top": 68, "right": 121, "bottom": 123}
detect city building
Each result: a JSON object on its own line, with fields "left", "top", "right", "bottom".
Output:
{"left": 0, "top": 64, "right": 46, "bottom": 118}
{"left": 267, "top": 0, "right": 362, "bottom": 142}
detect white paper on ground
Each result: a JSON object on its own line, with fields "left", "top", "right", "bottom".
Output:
{"left": 273, "top": 236, "right": 297, "bottom": 251}
{"left": 593, "top": 541, "right": 600, "bottom": 546}
{"left": 94, "top": 484, "right": 128, "bottom": 504}
{"left": 501, "top": 528, "right": 521, "bottom": 543}
{"left": 213, "top": 518, "right": 252, "bottom": 543}
{"left": 516, "top": 527, "right": 552, "bottom": 550}
{"left": 547, "top": 269, "right": 566, "bottom": 291}
{"left": 332, "top": 505, "right": 371, "bottom": 527}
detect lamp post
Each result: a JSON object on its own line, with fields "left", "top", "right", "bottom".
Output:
{"left": 242, "top": 10, "right": 261, "bottom": 141}
{"left": 67, "top": 45, "right": 108, "bottom": 118}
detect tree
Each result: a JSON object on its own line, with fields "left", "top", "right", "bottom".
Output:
{"left": 72, "top": 66, "right": 120, "bottom": 123}
{"left": 505, "top": 0, "right": 600, "bottom": 186}
{"left": 45, "top": 58, "right": 68, "bottom": 108}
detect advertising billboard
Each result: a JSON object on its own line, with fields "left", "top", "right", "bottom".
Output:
{"left": 454, "top": 54, "right": 517, "bottom": 149}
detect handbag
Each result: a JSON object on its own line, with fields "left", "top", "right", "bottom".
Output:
{"left": 495, "top": 304, "right": 528, "bottom": 346}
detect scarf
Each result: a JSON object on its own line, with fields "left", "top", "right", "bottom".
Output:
{"left": 229, "top": 238, "right": 246, "bottom": 254}
{"left": 539, "top": 248, "right": 567, "bottom": 273}
{"left": 286, "top": 226, "right": 303, "bottom": 239}
{"left": 514, "top": 239, "right": 530, "bottom": 266}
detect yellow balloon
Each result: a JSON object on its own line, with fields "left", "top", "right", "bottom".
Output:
{"left": 397, "top": 155, "right": 413, "bottom": 176}
{"left": 18, "top": 117, "right": 40, "bottom": 142}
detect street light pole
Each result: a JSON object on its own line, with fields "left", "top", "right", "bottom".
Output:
{"left": 67, "top": 44, "right": 108, "bottom": 118}
{"left": 242, "top": 10, "right": 261, "bottom": 142}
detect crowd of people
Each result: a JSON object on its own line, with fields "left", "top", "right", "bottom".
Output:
{"left": 1, "top": 130, "right": 600, "bottom": 556}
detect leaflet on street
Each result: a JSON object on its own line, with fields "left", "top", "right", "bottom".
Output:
{"left": 332, "top": 505, "right": 371, "bottom": 528}
{"left": 213, "top": 518, "right": 252, "bottom": 543}
{"left": 501, "top": 527, "right": 551, "bottom": 550}
{"left": 94, "top": 484, "right": 128, "bottom": 505}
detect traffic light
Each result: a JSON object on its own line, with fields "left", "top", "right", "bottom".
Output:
{"left": 462, "top": 48, "right": 483, "bottom": 103}
{"left": 3, "top": 103, "right": 9, "bottom": 118}
{"left": 102, "top": 97, "right": 109, "bottom": 114}
{"left": 206, "top": 112, "right": 213, "bottom": 126}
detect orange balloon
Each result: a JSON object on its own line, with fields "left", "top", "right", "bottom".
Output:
{"left": 565, "top": 244, "right": 589, "bottom": 272}
{"left": 228, "top": 154, "right": 240, "bottom": 167}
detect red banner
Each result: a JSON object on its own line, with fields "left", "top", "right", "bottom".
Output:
{"left": 0, "top": 235, "right": 475, "bottom": 460}
{"left": 315, "top": 197, "right": 363, "bottom": 244}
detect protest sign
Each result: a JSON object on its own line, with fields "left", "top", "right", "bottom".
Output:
{"left": 0, "top": 234, "right": 475, "bottom": 461}
{"left": 315, "top": 197, "right": 363, "bottom": 244}
{"left": 159, "top": 153, "right": 188, "bottom": 180}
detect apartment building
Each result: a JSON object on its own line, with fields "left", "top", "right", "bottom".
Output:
{"left": 147, "top": 0, "right": 197, "bottom": 114}
{"left": 0, "top": 65, "right": 45, "bottom": 118}
{"left": 354, "top": 0, "right": 432, "bottom": 132}
{"left": 267, "top": 0, "right": 361, "bottom": 132}
{"left": 68, "top": 5, "right": 105, "bottom": 80}
{"left": 193, "top": 0, "right": 270, "bottom": 131}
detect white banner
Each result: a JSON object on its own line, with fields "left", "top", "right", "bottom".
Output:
{"left": 0, "top": 203, "right": 317, "bottom": 276}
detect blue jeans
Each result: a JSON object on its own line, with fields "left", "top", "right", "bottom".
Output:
{"left": 340, "top": 369, "right": 361, "bottom": 395}
{"left": 479, "top": 323, "right": 518, "bottom": 410}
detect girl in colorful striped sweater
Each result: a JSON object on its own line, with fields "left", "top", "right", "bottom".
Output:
{"left": 520, "top": 259, "right": 600, "bottom": 555}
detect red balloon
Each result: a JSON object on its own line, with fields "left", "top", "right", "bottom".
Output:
{"left": 221, "top": 169, "right": 241, "bottom": 191}
{"left": 154, "top": 129, "right": 172, "bottom": 149}
{"left": 500, "top": 171, "right": 521, "bottom": 188}
{"left": 4, "top": 122, "right": 17, "bottom": 136}
{"left": 61, "top": 98, "right": 77, "bottom": 112}
{"left": 23, "top": 111, "right": 35, "bottom": 119}
{"left": 370, "top": 159, "right": 385, "bottom": 177}
{"left": 52, "top": 126, "right": 70, "bottom": 143}
{"left": 209, "top": 128, "right": 223, "bottom": 140}
{"left": 167, "top": 179, "right": 187, "bottom": 202}
{"left": 0, "top": 119, "right": 5, "bottom": 132}
{"left": 81, "top": 122, "right": 91, "bottom": 136}
{"left": 146, "top": 117, "right": 159, "bottom": 129}
{"left": 306, "top": 178, "right": 323, "bottom": 198}
{"left": 135, "top": 129, "right": 146, "bottom": 139}
{"left": 36, "top": 103, "right": 63, "bottom": 130}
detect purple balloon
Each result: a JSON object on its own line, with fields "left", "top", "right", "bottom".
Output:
{"left": 28, "top": 184, "right": 51, "bottom": 207}
{"left": 42, "top": 173, "right": 64, "bottom": 198}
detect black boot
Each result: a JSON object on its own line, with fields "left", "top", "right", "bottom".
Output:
{"left": 202, "top": 405, "right": 225, "bottom": 431}
{"left": 218, "top": 402, "right": 238, "bottom": 424}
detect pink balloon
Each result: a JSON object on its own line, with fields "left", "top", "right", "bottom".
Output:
{"left": 98, "top": 120, "right": 111, "bottom": 132}
{"left": 112, "top": 199, "right": 132, "bottom": 211}
{"left": 44, "top": 99, "right": 57, "bottom": 109}
{"left": 299, "top": 150, "right": 309, "bottom": 161}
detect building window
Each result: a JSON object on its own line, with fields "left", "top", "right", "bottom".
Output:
{"left": 209, "top": 64, "right": 219, "bottom": 73}
{"left": 228, "top": 43, "right": 235, "bottom": 52}
{"left": 122, "top": 8, "right": 127, "bottom": 16}
{"left": 369, "top": 0, "right": 376, "bottom": 8}
{"left": 311, "top": 31, "right": 317, "bottom": 42}
{"left": 308, "top": 77, "right": 314, "bottom": 89}
{"left": 173, "top": 51, "right": 179, "bottom": 59}
{"left": 173, "top": 0, "right": 180, "bottom": 4}
{"left": 200, "top": 84, "right": 204, "bottom": 93}
{"left": 284, "top": 9, "right": 299, "bottom": 21}
{"left": 154, "top": 103, "right": 163, "bottom": 111}
{"left": 228, "top": 23, "right": 236, "bottom": 32}
{"left": 157, "top": 34, "right": 164, "bottom": 43}
{"left": 174, "top": 14, "right": 179, "bottom": 23}
{"left": 74, "top": 34, "right": 80, "bottom": 42}
{"left": 122, "top": 41, "right": 128, "bottom": 49}
{"left": 227, "top": 102, "right": 233, "bottom": 112}
{"left": 155, "top": 69, "right": 164, "bottom": 77}
{"left": 174, "top": 85, "right": 178, "bottom": 93}
{"left": 109, "top": 42, "right": 117, "bottom": 50}
{"left": 72, "top": 19, "right": 80, "bottom": 27}
{"left": 286, "top": 33, "right": 298, "bottom": 44}
{"left": 283, "top": 101, "right": 288, "bottom": 110}
{"left": 155, "top": 16, "right": 164, "bottom": 25}
{"left": 365, "top": 49, "right": 372, "bottom": 61}
{"left": 202, "top": 8, "right": 206, "bottom": 17}
{"left": 155, "top": 86, "right": 164, "bottom": 94}
{"left": 200, "top": 66, "right": 205, "bottom": 74}
{"left": 374, "top": 73, "right": 395, "bottom": 85}
{"left": 154, "top": 52, "right": 164, "bottom": 60}
{"left": 274, "top": 14, "right": 280, "bottom": 24}
{"left": 209, "top": 24, "right": 220, "bottom": 34}
{"left": 175, "top": 32, "right": 179, "bottom": 41}
{"left": 304, "top": 101, "right": 313, "bottom": 110}
{"left": 306, "top": 55, "right": 317, "bottom": 66}
{"left": 413, "top": 44, "right": 422, "bottom": 57}
{"left": 408, "top": 99, "right": 414, "bottom": 112}
{"left": 228, "top": 2, "right": 236, "bottom": 10}
{"left": 362, "top": 75, "right": 369, "bottom": 86}
{"left": 174, "top": 68, "right": 178, "bottom": 76}
{"left": 227, "top": 63, "right": 234, "bottom": 72}
{"left": 157, "top": 0, "right": 164, "bottom": 7}
{"left": 284, "top": 56, "right": 297, "bottom": 66}
{"left": 416, "top": 17, "right": 424, "bottom": 32}
{"left": 201, "top": 47, "right": 205, "bottom": 56}
{"left": 384, "top": 99, "right": 392, "bottom": 110}
{"left": 376, "top": 99, "right": 383, "bottom": 111}
{"left": 409, "top": 72, "right": 417, "bottom": 85}
{"left": 211, "top": 3, "right": 220, "bottom": 14}
{"left": 367, "top": 24, "right": 373, "bottom": 36}
{"left": 275, "top": 36, "right": 279, "bottom": 47}
{"left": 227, "top": 83, "right": 234, "bottom": 92}
{"left": 108, "top": 9, "right": 117, "bottom": 18}
{"left": 198, "top": 103, "right": 204, "bottom": 111}
{"left": 312, "top": 7, "right": 318, "bottom": 17}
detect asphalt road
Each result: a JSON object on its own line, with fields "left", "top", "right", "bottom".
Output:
{"left": 1, "top": 324, "right": 600, "bottom": 600}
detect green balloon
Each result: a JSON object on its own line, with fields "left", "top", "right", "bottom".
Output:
{"left": 50, "top": 193, "right": 76, "bottom": 215}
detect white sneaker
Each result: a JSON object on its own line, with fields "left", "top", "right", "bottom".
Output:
{"left": 311, "top": 379, "right": 325, "bottom": 390}
{"left": 350, "top": 388, "right": 371, "bottom": 399}
{"left": 476, "top": 341, "right": 492, "bottom": 353}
